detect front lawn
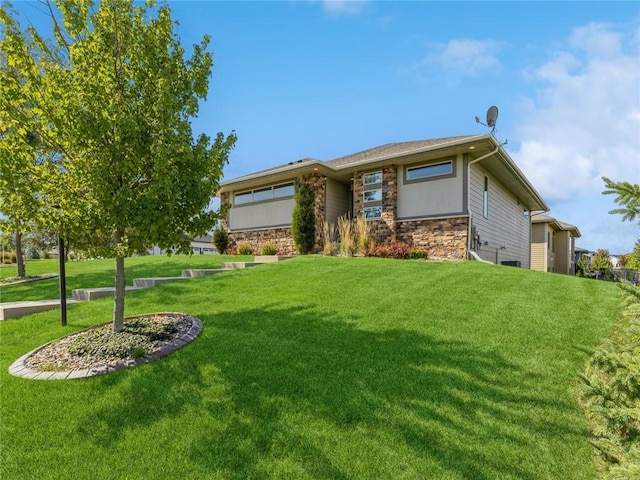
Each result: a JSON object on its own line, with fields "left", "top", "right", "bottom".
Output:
{"left": 0, "top": 256, "right": 621, "bottom": 479}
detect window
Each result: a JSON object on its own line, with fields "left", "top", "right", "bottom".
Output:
{"left": 483, "top": 176, "right": 489, "bottom": 218}
{"left": 364, "top": 206, "right": 382, "bottom": 219}
{"left": 234, "top": 182, "right": 295, "bottom": 205}
{"left": 273, "top": 183, "right": 295, "bottom": 198}
{"left": 406, "top": 161, "right": 453, "bottom": 181}
{"left": 234, "top": 191, "right": 252, "bottom": 205}
{"left": 364, "top": 171, "right": 382, "bottom": 185}
{"left": 363, "top": 189, "right": 382, "bottom": 202}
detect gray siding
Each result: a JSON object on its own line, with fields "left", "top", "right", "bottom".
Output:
{"left": 469, "top": 164, "right": 531, "bottom": 268}
{"left": 228, "top": 198, "right": 295, "bottom": 231}
{"left": 326, "top": 179, "right": 350, "bottom": 224}
{"left": 397, "top": 156, "right": 464, "bottom": 219}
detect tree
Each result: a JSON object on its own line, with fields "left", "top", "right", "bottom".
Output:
{"left": 602, "top": 177, "right": 640, "bottom": 224}
{"left": 626, "top": 238, "right": 640, "bottom": 271}
{"left": 291, "top": 177, "right": 315, "bottom": 254}
{"left": 1, "top": 1, "right": 236, "bottom": 331}
{"left": 591, "top": 249, "right": 612, "bottom": 279}
{"left": 212, "top": 228, "right": 228, "bottom": 254}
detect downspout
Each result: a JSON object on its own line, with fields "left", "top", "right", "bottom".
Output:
{"left": 466, "top": 144, "right": 500, "bottom": 257}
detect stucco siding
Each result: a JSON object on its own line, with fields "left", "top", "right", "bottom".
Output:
{"left": 228, "top": 198, "right": 295, "bottom": 231}
{"left": 326, "top": 178, "right": 350, "bottom": 224}
{"left": 469, "top": 164, "right": 531, "bottom": 268}
{"left": 397, "top": 157, "right": 464, "bottom": 219}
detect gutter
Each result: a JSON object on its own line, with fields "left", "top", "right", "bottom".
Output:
{"left": 466, "top": 144, "right": 500, "bottom": 257}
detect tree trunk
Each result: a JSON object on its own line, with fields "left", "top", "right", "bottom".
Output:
{"left": 15, "top": 231, "right": 25, "bottom": 278}
{"left": 113, "top": 255, "right": 126, "bottom": 332}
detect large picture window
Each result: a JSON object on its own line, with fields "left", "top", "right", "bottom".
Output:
{"left": 234, "top": 182, "right": 295, "bottom": 205}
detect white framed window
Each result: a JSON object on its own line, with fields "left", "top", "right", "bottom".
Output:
{"left": 364, "top": 206, "right": 382, "bottom": 219}
{"left": 363, "top": 189, "right": 382, "bottom": 203}
{"left": 234, "top": 182, "right": 295, "bottom": 205}
{"left": 364, "top": 171, "right": 382, "bottom": 185}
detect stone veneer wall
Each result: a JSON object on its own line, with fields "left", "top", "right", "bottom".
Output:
{"left": 353, "top": 165, "right": 397, "bottom": 244}
{"left": 227, "top": 227, "right": 296, "bottom": 255}
{"left": 220, "top": 175, "right": 326, "bottom": 255}
{"left": 397, "top": 217, "right": 469, "bottom": 260}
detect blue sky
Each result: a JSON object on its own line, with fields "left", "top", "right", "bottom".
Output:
{"left": 12, "top": 1, "right": 640, "bottom": 254}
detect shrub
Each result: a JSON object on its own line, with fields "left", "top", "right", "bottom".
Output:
{"left": 322, "top": 220, "right": 337, "bottom": 256}
{"left": 355, "top": 215, "right": 374, "bottom": 255}
{"left": 236, "top": 242, "right": 253, "bottom": 255}
{"left": 260, "top": 242, "right": 277, "bottom": 256}
{"left": 1, "top": 251, "right": 16, "bottom": 263}
{"left": 213, "top": 228, "right": 228, "bottom": 254}
{"left": 337, "top": 215, "right": 355, "bottom": 257}
{"left": 291, "top": 177, "right": 315, "bottom": 254}
{"left": 366, "top": 242, "right": 427, "bottom": 260}
{"left": 580, "top": 281, "right": 640, "bottom": 478}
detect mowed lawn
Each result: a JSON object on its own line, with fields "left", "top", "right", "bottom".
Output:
{"left": 0, "top": 256, "right": 621, "bottom": 479}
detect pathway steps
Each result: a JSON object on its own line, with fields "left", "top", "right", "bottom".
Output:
{"left": 1, "top": 256, "right": 292, "bottom": 320}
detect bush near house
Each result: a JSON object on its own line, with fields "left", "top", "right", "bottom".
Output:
{"left": 367, "top": 242, "right": 428, "bottom": 259}
{"left": 1, "top": 251, "right": 17, "bottom": 264}
{"left": 259, "top": 242, "right": 277, "bottom": 256}
{"left": 213, "top": 228, "right": 228, "bottom": 254}
{"left": 236, "top": 242, "right": 253, "bottom": 255}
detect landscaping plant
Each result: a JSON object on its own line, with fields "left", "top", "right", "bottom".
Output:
{"left": 291, "top": 177, "right": 315, "bottom": 254}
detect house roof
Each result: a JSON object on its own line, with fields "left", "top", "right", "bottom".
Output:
{"left": 531, "top": 213, "right": 581, "bottom": 237}
{"left": 219, "top": 134, "right": 548, "bottom": 211}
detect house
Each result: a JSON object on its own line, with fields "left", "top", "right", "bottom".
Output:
{"left": 147, "top": 235, "right": 216, "bottom": 255}
{"left": 218, "top": 134, "right": 548, "bottom": 267}
{"left": 530, "top": 213, "right": 581, "bottom": 274}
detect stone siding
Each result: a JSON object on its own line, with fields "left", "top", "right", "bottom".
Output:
{"left": 307, "top": 174, "right": 326, "bottom": 253}
{"left": 397, "top": 217, "right": 469, "bottom": 260}
{"left": 227, "top": 227, "right": 296, "bottom": 256}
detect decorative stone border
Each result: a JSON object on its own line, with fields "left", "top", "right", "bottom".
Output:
{"left": 8, "top": 313, "right": 202, "bottom": 380}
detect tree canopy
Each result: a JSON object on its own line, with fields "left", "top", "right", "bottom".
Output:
{"left": 0, "top": 0, "right": 235, "bottom": 331}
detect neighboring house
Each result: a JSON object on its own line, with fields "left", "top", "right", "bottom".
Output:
{"left": 218, "top": 134, "right": 548, "bottom": 267}
{"left": 531, "top": 213, "right": 581, "bottom": 274}
{"left": 147, "top": 235, "right": 216, "bottom": 255}
{"left": 190, "top": 235, "right": 216, "bottom": 255}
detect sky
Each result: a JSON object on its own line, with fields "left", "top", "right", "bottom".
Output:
{"left": 10, "top": 1, "right": 640, "bottom": 254}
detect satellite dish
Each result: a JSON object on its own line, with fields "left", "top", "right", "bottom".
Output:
{"left": 475, "top": 105, "right": 499, "bottom": 133}
{"left": 486, "top": 106, "right": 498, "bottom": 128}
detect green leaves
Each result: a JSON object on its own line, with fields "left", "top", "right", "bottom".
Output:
{"left": 2, "top": 0, "right": 235, "bottom": 326}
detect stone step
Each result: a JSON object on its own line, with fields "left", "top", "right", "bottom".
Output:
{"left": 221, "top": 262, "right": 262, "bottom": 269}
{"left": 72, "top": 286, "right": 147, "bottom": 301}
{"left": 0, "top": 299, "right": 81, "bottom": 321}
{"left": 132, "top": 277, "right": 190, "bottom": 288}
{"left": 253, "top": 255, "right": 293, "bottom": 263}
{"left": 181, "top": 268, "right": 231, "bottom": 277}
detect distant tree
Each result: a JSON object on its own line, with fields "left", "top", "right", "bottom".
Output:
{"left": 602, "top": 177, "right": 640, "bottom": 224}
{"left": 1, "top": 1, "right": 236, "bottom": 331}
{"left": 291, "top": 177, "right": 315, "bottom": 254}
{"left": 626, "top": 238, "right": 640, "bottom": 271}
{"left": 591, "top": 249, "right": 613, "bottom": 279}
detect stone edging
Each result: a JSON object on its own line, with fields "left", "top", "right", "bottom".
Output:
{"left": 8, "top": 313, "right": 202, "bottom": 380}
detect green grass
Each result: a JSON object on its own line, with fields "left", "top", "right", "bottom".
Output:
{"left": 0, "top": 256, "right": 622, "bottom": 479}
{"left": 0, "top": 254, "right": 253, "bottom": 302}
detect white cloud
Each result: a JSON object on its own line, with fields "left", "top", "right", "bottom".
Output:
{"left": 511, "top": 21, "right": 640, "bottom": 253}
{"left": 413, "top": 39, "right": 504, "bottom": 77}
{"left": 321, "top": 0, "right": 368, "bottom": 16}
{"left": 512, "top": 22, "right": 640, "bottom": 203}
